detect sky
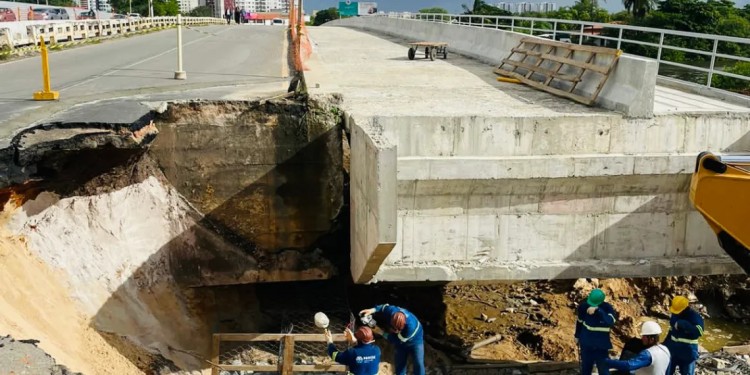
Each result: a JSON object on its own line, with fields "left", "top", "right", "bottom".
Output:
{"left": 305, "top": 0, "right": 750, "bottom": 15}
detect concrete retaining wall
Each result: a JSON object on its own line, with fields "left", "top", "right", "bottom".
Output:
{"left": 345, "top": 111, "right": 749, "bottom": 283}
{"left": 328, "top": 17, "right": 657, "bottom": 118}
{"left": 349, "top": 117, "right": 398, "bottom": 283}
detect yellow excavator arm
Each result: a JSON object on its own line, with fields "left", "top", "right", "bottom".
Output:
{"left": 690, "top": 152, "right": 750, "bottom": 274}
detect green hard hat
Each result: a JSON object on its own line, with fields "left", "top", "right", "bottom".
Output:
{"left": 587, "top": 288, "right": 606, "bottom": 307}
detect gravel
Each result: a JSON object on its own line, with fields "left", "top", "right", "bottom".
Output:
{"left": 0, "top": 335, "right": 81, "bottom": 375}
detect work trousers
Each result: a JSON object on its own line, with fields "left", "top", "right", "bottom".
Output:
{"left": 581, "top": 347, "right": 610, "bottom": 375}
{"left": 394, "top": 342, "right": 425, "bottom": 375}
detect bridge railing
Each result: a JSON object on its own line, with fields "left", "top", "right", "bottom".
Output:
{"left": 0, "top": 16, "right": 224, "bottom": 49}
{"left": 383, "top": 12, "right": 750, "bottom": 92}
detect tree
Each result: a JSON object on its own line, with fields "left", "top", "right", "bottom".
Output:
{"left": 462, "top": 0, "right": 511, "bottom": 15}
{"left": 623, "top": 0, "right": 655, "bottom": 18}
{"left": 109, "top": 0, "right": 177, "bottom": 15}
{"left": 188, "top": 5, "right": 213, "bottom": 17}
{"left": 313, "top": 7, "right": 338, "bottom": 26}
{"left": 419, "top": 7, "right": 449, "bottom": 14}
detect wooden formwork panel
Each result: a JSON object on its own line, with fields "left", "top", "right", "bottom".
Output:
{"left": 495, "top": 37, "right": 621, "bottom": 106}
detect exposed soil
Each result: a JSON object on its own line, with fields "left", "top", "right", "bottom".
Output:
{"left": 436, "top": 276, "right": 750, "bottom": 363}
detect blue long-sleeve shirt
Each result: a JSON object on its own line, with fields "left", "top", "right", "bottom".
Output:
{"left": 374, "top": 304, "right": 423, "bottom": 345}
{"left": 663, "top": 308, "right": 704, "bottom": 361}
{"left": 606, "top": 350, "right": 653, "bottom": 371}
{"left": 327, "top": 342, "right": 380, "bottom": 375}
{"left": 574, "top": 301, "right": 618, "bottom": 350}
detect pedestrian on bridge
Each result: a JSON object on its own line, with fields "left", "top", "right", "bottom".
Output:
{"left": 233, "top": 6, "right": 240, "bottom": 25}
{"left": 225, "top": 8, "right": 231, "bottom": 24}
{"left": 663, "top": 296, "right": 704, "bottom": 375}
{"left": 325, "top": 326, "right": 381, "bottom": 375}
{"left": 605, "top": 321, "right": 671, "bottom": 375}
{"left": 360, "top": 304, "right": 425, "bottom": 375}
{"left": 575, "top": 288, "right": 618, "bottom": 375}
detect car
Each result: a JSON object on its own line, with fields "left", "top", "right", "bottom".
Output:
{"left": 112, "top": 14, "right": 128, "bottom": 19}
{"left": 538, "top": 32, "right": 572, "bottom": 43}
{"left": 32, "top": 8, "right": 69, "bottom": 20}
{"left": 127, "top": 13, "right": 141, "bottom": 18}
{"left": 0, "top": 7, "right": 17, "bottom": 22}
{"left": 77, "top": 9, "right": 96, "bottom": 20}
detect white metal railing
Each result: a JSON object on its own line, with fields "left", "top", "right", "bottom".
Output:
{"left": 384, "top": 12, "right": 750, "bottom": 90}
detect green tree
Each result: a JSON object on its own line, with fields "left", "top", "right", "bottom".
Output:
{"left": 462, "top": 0, "right": 511, "bottom": 15}
{"left": 188, "top": 5, "right": 213, "bottom": 16}
{"left": 312, "top": 7, "right": 338, "bottom": 26}
{"left": 712, "top": 61, "right": 750, "bottom": 94}
{"left": 419, "top": 7, "right": 449, "bottom": 14}
{"left": 623, "top": 0, "right": 655, "bottom": 18}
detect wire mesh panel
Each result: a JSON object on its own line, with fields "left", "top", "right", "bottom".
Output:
{"left": 212, "top": 333, "right": 349, "bottom": 375}
{"left": 219, "top": 340, "right": 281, "bottom": 368}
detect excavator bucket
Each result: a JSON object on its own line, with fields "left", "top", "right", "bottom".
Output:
{"left": 689, "top": 152, "right": 750, "bottom": 274}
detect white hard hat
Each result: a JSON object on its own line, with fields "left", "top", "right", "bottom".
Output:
{"left": 314, "top": 312, "right": 330, "bottom": 329}
{"left": 640, "top": 321, "right": 662, "bottom": 336}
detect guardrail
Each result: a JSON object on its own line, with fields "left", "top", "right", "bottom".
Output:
{"left": 384, "top": 12, "right": 750, "bottom": 92}
{"left": 0, "top": 16, "right": 224, "bottom": 49}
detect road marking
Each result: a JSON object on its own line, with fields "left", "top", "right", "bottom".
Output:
{"left": 60, "top": 27, "right": 231, "bottom": 92}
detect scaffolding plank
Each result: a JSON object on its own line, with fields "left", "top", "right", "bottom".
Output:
{"left": 497, "top": 69, "right": 594, "bottom": 105}
{"left": 281, "top": 335, "right": 295, "bottom": 375}
{"left": 539, "top": 53, "right": 610, "bottom": 74}
{"left": 500, "top": 59, "right": 582, "bottom": 82}
{"left": 521, "top": 37, "right": 620, "bottom": 55}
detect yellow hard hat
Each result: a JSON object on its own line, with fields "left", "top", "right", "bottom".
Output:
{"left": 670, "top": 296, "right": 689, "bottom": 314}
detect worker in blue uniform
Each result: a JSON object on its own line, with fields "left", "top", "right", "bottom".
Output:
{"left": 605, "top": 321, "right": 671, "bottom": 375}
{"left": 663, "top": 296, "right": 704, "bottom": 375}
{"left": 575, "top": 288, "right": 618, "bottom": 375}
{"left": 326, "top": 326, "right": 380, "bottom": 375}
{"left": 360, "top": 304, "right": 424, "bottom": 375}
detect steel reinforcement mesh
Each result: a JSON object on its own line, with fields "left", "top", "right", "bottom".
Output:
{"left": 280, "top": 309, "right": 355, "bottom": 366}
{"left": 219, "top": 340, "right": 281, "bottom": 368}
{"left": 217, "top": 280, "right": 355, "bottom": 372}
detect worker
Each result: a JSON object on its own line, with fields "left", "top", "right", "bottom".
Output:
{"left": 605, "top": 321, "right": 671, "bottom": 375}
{"left": 325, "top": 326, "right": 380, "bottom": 375}
{"left": 663, "top": 296, "right": 704, "bottom": 375}
{"left": 574, "top": 288, "right": 618, "bottom": 375}
{"left": 360, "top": 304, "right": 424, "bottom": 375}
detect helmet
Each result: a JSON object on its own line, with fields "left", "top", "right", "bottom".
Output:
{"left": 354, "top": 326, "right": 374, "bottom": 344}
{"left": 314, "top": 312, "right": 329, "bottom": 329}
{"left": 640, "top": 321, "right": 662, "bottom": 336}
{"left": 670, "top": 296, "right": 689, "bottom": 314}
{"left": 587, "top": 289, "right": 606, "bottom": 307}
{"left": 391, "top": 312, "right": 406, "bottom": 331}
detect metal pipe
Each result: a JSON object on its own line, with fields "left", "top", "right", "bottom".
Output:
{"left": 708, "top": 38, "right": 719, "bottom": 87}
{"left": 174, "top": 14, "right": 186, "bottom": 80}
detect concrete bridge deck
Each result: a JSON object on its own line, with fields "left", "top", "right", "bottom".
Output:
{"left": 306, "top": 25, "right": 749, "bottom": 283}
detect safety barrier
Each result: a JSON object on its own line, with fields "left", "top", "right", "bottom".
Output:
{"left": 0, "top": 16, "right": 224, "bottom": 49}
{"left": 211, "top": 333, "right": 348, "bottom": 375}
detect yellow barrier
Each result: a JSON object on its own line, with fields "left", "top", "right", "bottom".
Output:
{"left": 33, "top": 36, "right": 59, "bottom": 101}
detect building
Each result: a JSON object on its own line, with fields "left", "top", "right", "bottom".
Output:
{"left": 232, "top": 0, "right": 287, "bottom": 12}
{"left": 89, "top": 0, "right": 112, "bottom": 12}
{"left": 179, "top": 0, "right": 199, "bottom": 13}
{"left": 495, "top": 1, "right": 557, "bottom": 14}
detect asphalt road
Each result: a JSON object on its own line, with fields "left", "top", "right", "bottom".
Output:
{"left": 0, "top": 25, "right": 288, "bottom": 142}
